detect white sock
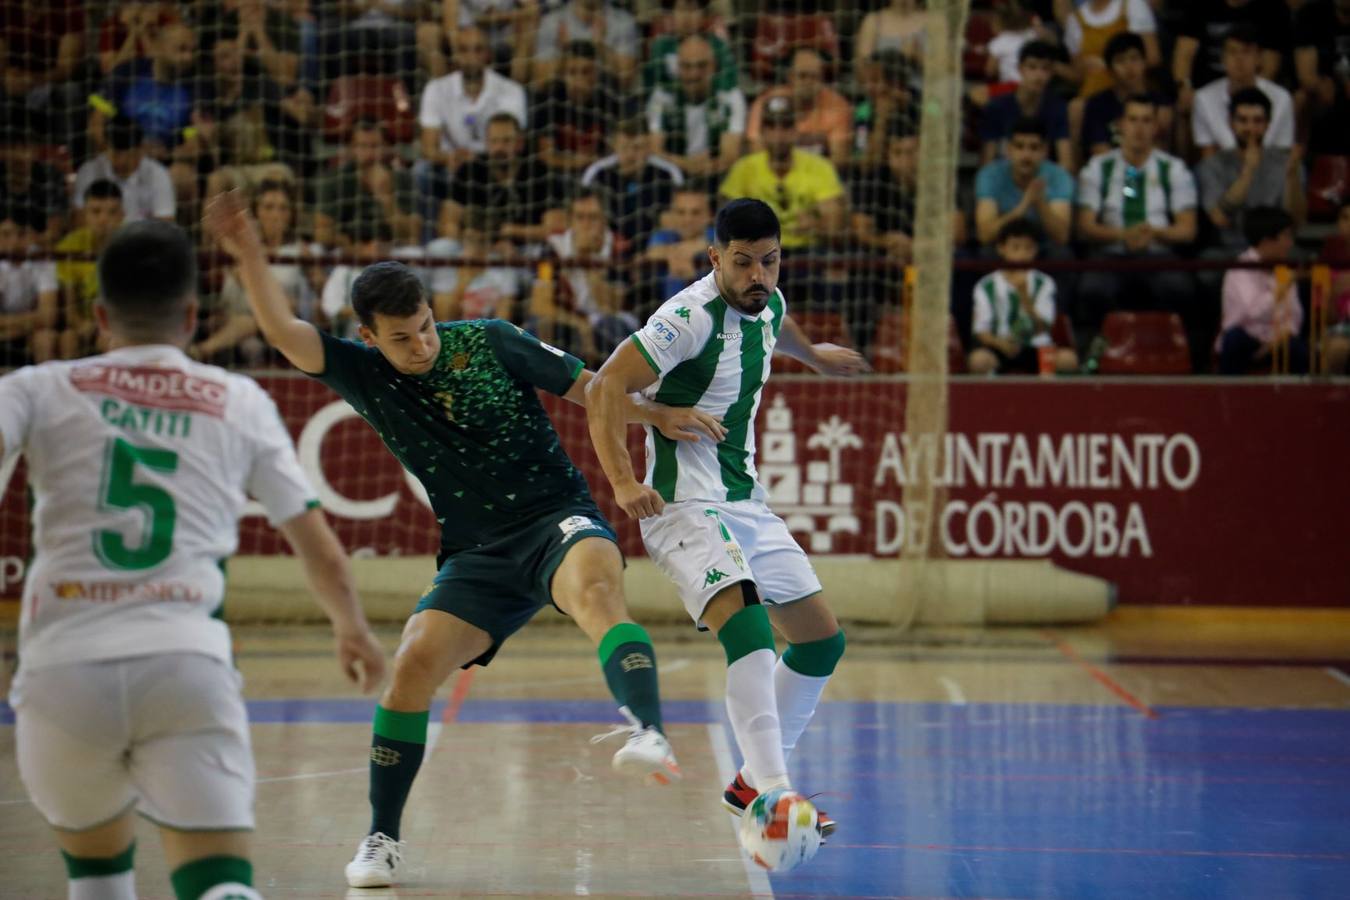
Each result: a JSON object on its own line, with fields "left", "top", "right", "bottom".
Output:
{"left": 69, "top": 871, "right": 136, "bottom": 900}
{"left": 740, "top": 659, "right": 831, "bottom": 788}
{"left": 200, "top": 885, "right": 263, "bottom": 900}
{"left": 725, "top": 648, "right": 789, "bottom": 791}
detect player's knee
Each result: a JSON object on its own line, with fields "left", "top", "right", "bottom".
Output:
{"left": 783, "top": 628, "right": 846, "bottom": 678}
{"left": 969, "top": 349, "right": 997, "bottom": 375}
{"left": 389, "top": 641, "right": 451, "bottom": 700}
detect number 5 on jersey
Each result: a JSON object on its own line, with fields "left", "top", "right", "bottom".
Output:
{"left": 94, "top": 437, "right": 179, "bottom": 571}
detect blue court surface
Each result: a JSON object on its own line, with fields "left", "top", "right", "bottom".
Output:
{"left": 4, "top": 694, "right": 1348, "bottom": 898}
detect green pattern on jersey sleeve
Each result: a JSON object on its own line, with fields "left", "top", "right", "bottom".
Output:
{"left": 483, "top": 320, "right": 584, "bottom": 396}
{"left": 313, "top": 330, "right": 380, "bottom": 409}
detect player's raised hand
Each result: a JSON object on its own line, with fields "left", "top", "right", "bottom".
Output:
{"left": 810, "top": 343, "right": 870, "bottom": 376}
{"left": 654, "top": 405, "right": 727, "bottom": 443}
{"left": 335, "top": 624, "right": 387, "bottom": 693}
{"left": 614, "top": 480, "right": 665, "bottom": 519}
{"left": 203, "top": 190, "right": 264, "bottom": 260}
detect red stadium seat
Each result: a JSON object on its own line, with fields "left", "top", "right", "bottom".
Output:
{"left": 1307, "top": 154, "right": 1349, "bottom": 221}
{"left": 867, "top": 312, "right": 967, "bottom": 374}
{"left": 1051, "top": 314, "right": 1075, "bottom": 350}
{"left": 750, "top": 15, "right": 841, "bottom": 82}
{"left": 773, "top": 310, "right": 850, "bottom": 374}
{"left": 1097, "top": 312, "right": 1191, "bottom": 375}
{"left": 964, "top": 12, "right": 994, "bottom": 79}
{"left": 323, "top": 75, "right": 416, "bottom": 145}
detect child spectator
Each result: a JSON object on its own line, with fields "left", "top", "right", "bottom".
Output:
{"left": 55, "top": 180, "right": 125, "bottom": 359}
{"left": 1218, "top": 206, "right": 1307, "bottom": 374}
{"left": 969, "top": 218, "right": 1078, "bottom": 375}
{"left": 0, "top": 205, "right": 57, "bottom": 365}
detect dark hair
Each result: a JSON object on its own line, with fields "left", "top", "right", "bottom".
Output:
{"left": 98, "top": 220, "right": 197, "bottom": 331}
{"left": 1243, "top": 206, "right": 1293, "bottom": 248}
{"left": 1103, "top": 31, "right": 1146, "bottom": 67}
{"left": 1229, "top": 86, "right": 1272, "bottom": 120}
{"left": 996, "top": 217, "right": 1043, "bottom": 247}
{"left": 351, "top": 261, "right": 428, "bottom": 329}
{"left": 614, "top": 117, "right": 647, "bottom": 139}
{"left": 84, "top": 178, "right": 124, "bottom": 204}
{"left": 1018, "top": 40, "right": 1057, "bottom": 66}
{"left": 714, "top": 198, "right": 780, "bottom": 246}
{"left": 563, "top": 40, "right": 598, "bottom": 61}
{"left": 1224, "top": 23, "right": 1262, "bottom": 50}
{"left": 0, "top": 203, "right": 38, "bottom": 231}
{"left": 1122, "top": 93, "right": 1157, "bottom": 114}
{"left": 486, "top": 110, "right": 523, "bottom": 133}
{"left": 1010, "top": 116, "right": 1048, "bottom": 142}
{"left": 108, "top": 116, "right": 144, "bottom": 152}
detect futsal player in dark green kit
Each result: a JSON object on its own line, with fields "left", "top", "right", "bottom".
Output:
{"left": 205, "top": 195, "right": 727, "bottom": 889}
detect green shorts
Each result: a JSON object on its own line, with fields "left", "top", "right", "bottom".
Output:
{"left": 414, "top": 505, "right": 618, "bottom": 667}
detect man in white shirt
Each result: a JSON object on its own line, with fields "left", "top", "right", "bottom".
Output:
{"left": 0, "top": 206, "right": 57, "bottom": 365}
{"left": 532, "top": 0, "right": 639, "bottom": 87}
{"left": 418, "top": 26, "right": 527, "bottom": 170}
{"left": 1077, "top": 95, "right": 1201, "bottom": 361}
{"left": 1193, "top": 24, "right": 1295, "bottom": 156}
{"left": 72, "top": 116, "right": 176, "bottom": 224}
{"left": 0, "top": 219, "right": 385, "bottom": 900}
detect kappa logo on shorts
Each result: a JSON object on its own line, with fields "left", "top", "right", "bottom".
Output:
{"left": 371, "top": 746, "right": 402, "bottom": 767}
{"left": 558, "top": 515, "right": 597, "bottom": 542}
{"left": 703, "top": 568, "right": 730, "bottom": 587}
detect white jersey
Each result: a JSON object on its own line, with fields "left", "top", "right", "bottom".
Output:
{"left": 972, "top": 270, "right": 1057, "bottom": 347}
{"left": 0, "top": 345, "right": 317, "bottom": 672}
{"left": 630, "top": 272, "right": 785, "bottom": 504}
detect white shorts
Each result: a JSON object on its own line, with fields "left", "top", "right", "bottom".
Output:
{"left": 640, "top": 499, "right": 822, "bottom": 627}
{"left": 10, "top": 653, "right": 255, "bottom": 832}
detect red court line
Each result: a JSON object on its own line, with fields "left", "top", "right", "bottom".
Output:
{"left": 442, "top": 667, "right": 476, "bottom": 723}
{"left": 1041, "top": 630, "right": 1159, "bottom": 719}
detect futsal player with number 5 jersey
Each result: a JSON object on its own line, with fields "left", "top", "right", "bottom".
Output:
{"left": 0, "top": 220, "right": 387, "bottom": 900}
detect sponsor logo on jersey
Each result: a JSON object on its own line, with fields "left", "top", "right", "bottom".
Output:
{"left": 674, "top": 306, "right": 691, "bottom": 321}
{"left": 646, "top": 318, "right": 682, "bottom": 351}
{"left": 703, "top": 568, "right": 730, "bottom": 587}
{"left": 70, "top": 365, "right": 228, "bottom": 417}
{"left": 558, "top": 515, "right": 597, "bottom": 542}
{"left": 716, "top": 332, "right": 743, "bottom": 341}
{"left": 50, "top": 580, "right": 205, "bottom": 603}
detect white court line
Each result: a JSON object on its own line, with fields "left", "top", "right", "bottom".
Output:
{"left": 1325, "top": 667, "right": 1350, "bottom": 689}
{"left": 257, "top": 766, "right": 367, "bottom": 784}
{"left": 938, "top": 675, "right": 968, "bottom": 706}
{"left": 705, "top": 723, "right": 774, "bottom": 899}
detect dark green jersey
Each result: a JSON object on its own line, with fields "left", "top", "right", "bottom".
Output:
{"left": 313, "top": 320, "right": 593, "bottom": 554}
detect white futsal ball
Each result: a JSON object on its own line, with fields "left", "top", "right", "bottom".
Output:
{"left": 738, "top": 788, "right": 823, "bottom": 872}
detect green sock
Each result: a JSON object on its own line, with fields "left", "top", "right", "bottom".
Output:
{"left": 369, "top": 705, "right": 429, "bottom": 841}
{"left": 62, "top": 842, "right": 135, "bottom": 878}
{"left": 169, "top": 855, "right": 252, "bottom": 900}
{"left": 598, "top": 622, "right": 664, "bottom": 733}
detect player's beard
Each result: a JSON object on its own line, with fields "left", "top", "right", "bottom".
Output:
{"left": 731, "top": 283, "right": 771, "bottom": 315}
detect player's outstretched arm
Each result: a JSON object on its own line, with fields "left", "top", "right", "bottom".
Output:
{"left": 203, "top": 192, "right": 326, "bottom": 374}
{"left": 776, "top": 314, "right": 870, "bottom": 376}
{"left": 277, "top": 507, "right": 387, "bottom": 692}
{"left": 566, "top": 368, "right": 726, "bottom": 444}
{"left": 585, "top": 341, "right": 669, "bottom": 519}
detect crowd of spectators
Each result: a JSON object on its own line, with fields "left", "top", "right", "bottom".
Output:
{"left": 0, "top": 0, "right": 1347, "bottom": 376}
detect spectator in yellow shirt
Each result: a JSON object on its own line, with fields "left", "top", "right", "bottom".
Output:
{"left": 55, "top": 179, "right": 125, "bottom": 358}
{"left": 718, "top": 96, "right": 846, "bottom": 253}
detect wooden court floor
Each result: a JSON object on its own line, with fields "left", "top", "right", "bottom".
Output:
{"left": 2, "top": 607, "right": 1349, "bottom": 899}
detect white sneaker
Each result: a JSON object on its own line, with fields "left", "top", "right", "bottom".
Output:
{"left": 345, "top": 831, "right": 404, "bottom": 888}
{"left": 592, "top": 706, "right": 682, "bottom": 785}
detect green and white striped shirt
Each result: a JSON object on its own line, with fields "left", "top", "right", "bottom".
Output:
{"left": 630, "top": 273, "right": 785, "bottom": 503}
{"left": 972, "top": 270, "right": 1056, "bottom": 347}
{"left": 1077, "top": 148, "right": 1197, "bottom": 252}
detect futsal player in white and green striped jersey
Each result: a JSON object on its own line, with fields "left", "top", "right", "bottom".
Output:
{"left": 586, "top": 198, "right": 867, "bottom": 837}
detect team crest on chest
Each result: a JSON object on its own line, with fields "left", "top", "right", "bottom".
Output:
{"left": 451, "top": 352, "right": 471, "bottom": 371}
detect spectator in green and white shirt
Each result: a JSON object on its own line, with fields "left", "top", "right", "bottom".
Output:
{"left": 1075, "top": 94, "right": 1200, "bottom": 361}
{"left": 647, "top": 35, "right": 746, "bottom": 188}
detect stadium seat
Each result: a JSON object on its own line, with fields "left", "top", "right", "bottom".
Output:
{"left": 1097, "top": 312, "right": 1191, "bottom": 375}
{"left": 963, "top": 12, "right": 994, "bottom": 79}
{"left": 1051, "top": 314, "right": 1075, "bottom": 350}
{"left": 323, "top": 75, "right": 416, "bottom": 145}
{"left": 867, "top": 312, "right": 967, "bottom": 374}
{"left": 773, "top": 310, "right": 850, "bottom": 374}
{"left": 750, "top": 15, "right": 841, "bottom": 82}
